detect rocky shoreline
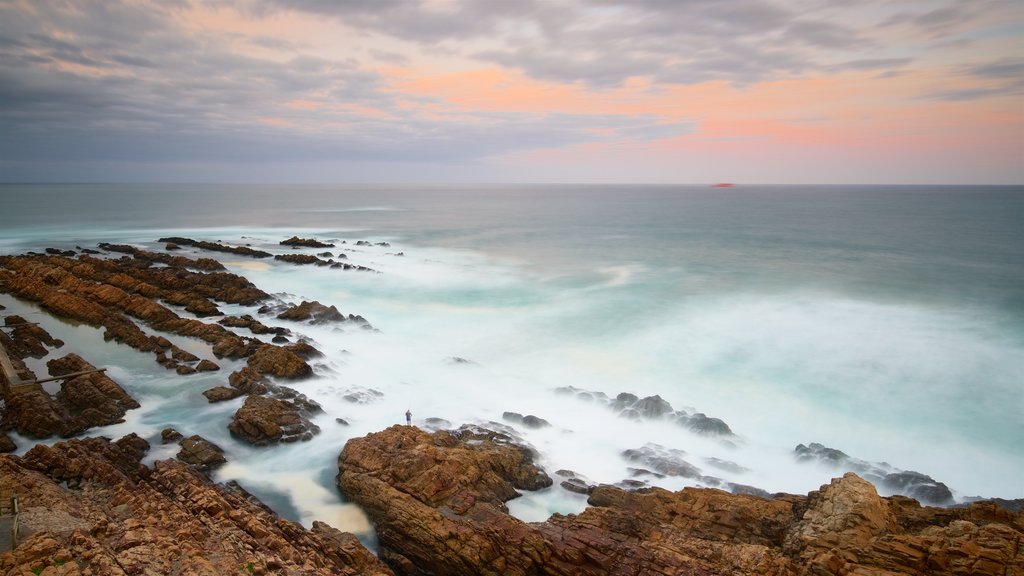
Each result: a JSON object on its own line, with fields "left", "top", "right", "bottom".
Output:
{"left": 1, "top": 237, "right": 1022, "bottom": 574}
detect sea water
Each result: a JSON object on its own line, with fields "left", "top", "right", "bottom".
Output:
{"left": 0, "top": 183, "right": 1021, "bottom": 534}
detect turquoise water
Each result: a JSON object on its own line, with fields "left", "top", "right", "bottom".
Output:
{"left": 1, "top": 183, "right": 1021, "bottom": 526}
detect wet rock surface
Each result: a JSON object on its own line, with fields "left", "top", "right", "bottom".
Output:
{"left": 0, "top": 435, "right": 392, "bottom": 575}
{"left": 339, "top": 427, "right": 1024, "bottom": 576}
{"left": 275, "top": 300, "right": 372, "bottom": 327}
{"left": 555, "top": 385, "right": 736, "bottom": 437}
{"left": 228, "top": 395, "right": 322, "bottom": 446}
{"left": 175, "top": 434, "right": 228, "bottom": 472}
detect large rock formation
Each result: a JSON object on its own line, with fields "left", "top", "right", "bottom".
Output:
{"left": 0, "top": 435, "right": 392, "bottom": 575}
{"left": 338, "top": 426, "right": 1024, "bottom": 576}
{"left": 228, "top": 395, "right": 321, "bottom": 446}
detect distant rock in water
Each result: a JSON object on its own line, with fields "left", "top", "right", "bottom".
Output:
{"left": 554, "top": 385, "right": 735, "bottom": 438}
{"left": 157, "top": 236, "right": 273, "bottom": 258}
{"left": 280, "top": 235, "right": 336, "bottom": 248}
{"left": 274, "top": 300, "right": 372, "bottom": 327}
{"left": 794, "top": 442, "right": 954, "bottom": 505}
{"left": 622, "top": 443, "right": 703, "bottom": 479}
{"left": 502, "top": 411, "right": 551, "bottom": 429}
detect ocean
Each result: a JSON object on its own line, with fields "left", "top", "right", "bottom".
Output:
{"left": 1, "top": 183, "right": 1022, "bottom": 536}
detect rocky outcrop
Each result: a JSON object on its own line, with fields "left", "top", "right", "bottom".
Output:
{"left": 795, "top": 442, "right": 955, "bottom": 505}
{"left": 246, "top": 344, "right": 313, "bottom": 379}
{"left": 228, "top": 395, "right": 321, "bottom": 446}
{"left": 275, "top": 300, "right": 371, "bottom": 326}
{"left": 281, "top": 236, "right": 336, "bottom": 248}
{"left": 501, "top": 411, "right": 550, "bottom": 429}
{"left": 339, "top": 426, "right": 1024, "bottom": 576}
{"left": 0, "top": 352, "right": 139, "bottom": 440}
{"left": 0, "top": 435, "right": 392, "bottom": 575}
{"left": 176, "top": 434, "right": 227, "bottom": 472}
{"left": 555, "top": 386, "right": 735, "bottom": 438}
{"left": 2, "top": 314, "right": 64, "bottom": 358}
{"left": 219, "top": 314, "right": 290, "bottom": 336}
{"left": 97, "top": 243, "right": 225, "bottom": 271}
{"left": 156, "top": 236, "right": 273, "bottom": 258}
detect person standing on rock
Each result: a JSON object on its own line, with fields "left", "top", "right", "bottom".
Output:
{"left": 405, "top": 409, "right": 412, "bottom": 425}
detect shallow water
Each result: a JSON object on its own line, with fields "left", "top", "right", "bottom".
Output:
{"left": 1, "top": 183, "right": 1021, "bottom": 534}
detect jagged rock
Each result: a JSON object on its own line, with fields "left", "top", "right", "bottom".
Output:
{"left": 219, "top": 314, "right": 288, "bottom": 336}
{"left": 160, "top": 428, "right": 183, "bottom": 444}
{"left": 176, "top": 434, "right": 227, "bottom": 472}
{"left": 97, "top": 243, "right": 225, "bottom": 271}
{"left": 3, "top": 314, "right": 64, "bottom": 357}
{"left": 0, "top": 253, "right": 268, "bottom": 374}
{"left": 338, "top": 428, "right": 1024, "bottom": 576}
{"left": 0, "top": 353, "right": 144, "bottom": 438}
{"left": 558, "top": 385, "right": 734, "bottom": 437}
{"left": 0, "top": 436, "right": 392, "bottom": 575}
{"left": 883, "top": 470, "right": 954, "bottom": 506}
{"left": 157, "top": 236, "right": 272, "bottom": 258}
{"left": 246, "top": 344, "right": 313, "bottom": 379}
{"left": 195, "top": 359, "right": 220, "bottom": 372}
{"left": 280, "top": 236, "right": 335, "bottom": 248}
{"left": 276, "top": 300, "right": 369, "bottom": 326}
{"left": 228, "top": 395, "right": 321, "bottom": 446}
{"left": 202, "top": 385, "right": 245, "bottom": 402}
{"left": 795, "top": 442, "right": 954, "bottom": 505}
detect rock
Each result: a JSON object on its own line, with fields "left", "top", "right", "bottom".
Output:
{"left": 219, "top": 314, "right": 289, "bottom": 336}
{"left": 0, "top": 436, "right": 391, "bottom": 575}
{"left": 272, "top": 334, "right": 289, "bottom": 343}
{"left": 0, "top": 432, "right": 16, "bottom": 453}
{"left": 246, "top": 344, "right": 313, "bottom": 379}
{"left": 3, "top": 314, "right": 65, "bottom": 357}
{"left": 164, "top": 242, "right": 180, "bottom": 250}
{"left": 502, "top": 411, "right": 550, "bottom": 428}
{"left": 228, "top": 395, "right": 321, "bottom": 446}
{"left": 336, "top": 418, "right": 349, "bottom": 426}
{"left": 338, "top": 427, "right": 1024, "bottom": 576}
{"left": 560, "top": 477, "right": 594, "bottom": 494}
{"left": 275, "top": 300, "right": 369, "bottom": 326}
{"left": 677, "top": 412, "right": 734, "bottom": 436}
{"left": 202, "top": 385, "right": 245, "bottom": 402}
{"left": 883, "top": 470, "right": 954, "bottom": 506}
{"left": 157, "top": 236, "right": 272, "bottom": 258}
{"left": 2, "top": 353, "right": 142, "bottom": 437}
{"left": 794, "top": 442, "right": 955, "bottom": 505}
{"left": 317, "top": 251, "right": 334, "bottom": 257}
{"left": 160, "top": 428, "right": 183, "bottom": 444}
{"left": 280, "top": 236, "right": 335, "bottom": 248}
{"left": 195, "top": 359, "right": 220, "bottom": 372}
{"left": 176, "top": 435, "right": 227, "bottom": 472}
{"left": 621, "top": 444, "right": 703, "bottom": 479}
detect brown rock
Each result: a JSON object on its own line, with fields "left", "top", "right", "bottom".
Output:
{"left": 228, "top": 395, "right": 320, "bottom": 446}
{"left": 0, "top": 435, "right": 391, "bottom": 575}
{"left": 176, "top": 435, "right": 227, "bottom": 472}
{"left": 195, "top": 359, "right": 220, "bottom": 372}
{"left": 202, "top": 386, "right": 245, "bottom": 403}
{"left": 338, "top": 426, "right": 1024, "bottom": 576}
{"left": 246, "top": 344, "right": 312, "bottom": 379}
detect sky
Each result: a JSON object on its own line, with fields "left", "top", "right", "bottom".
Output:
{"left": 0, "top": 0, "right": 1022, "bottom": 184}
